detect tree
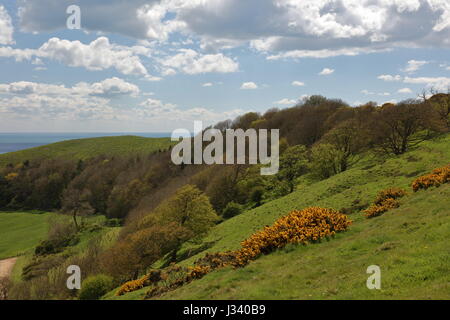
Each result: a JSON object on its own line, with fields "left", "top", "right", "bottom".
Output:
{"left": 61, "top": 188, "right": 94, "bottom": 230}
{"left": 310, "top": 143, "right": 345, "bottom": 179}
{"left": 321, "top": 118, "right": 368, "bottom": 172}
{"left": 141, "top": 185, "right": 219, "bottom": 261}
{"left": 277, "top": 145, "right": 309, "bottom": 193}
{"left": 372, "top": 101, "right": 431, "bottom": 155}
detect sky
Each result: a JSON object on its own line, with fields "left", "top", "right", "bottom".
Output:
{"left": 0, "top": 0, "right": 450, "bottom": 132}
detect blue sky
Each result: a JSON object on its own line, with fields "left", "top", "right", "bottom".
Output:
{"left": 1, "top": 0, "right": 450, "bottom": 132}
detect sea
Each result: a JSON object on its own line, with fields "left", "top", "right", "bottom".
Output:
{"left": 0, "top": 132, "right": 171, "bottom": 154}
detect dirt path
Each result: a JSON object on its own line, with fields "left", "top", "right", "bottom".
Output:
{"left": 0, "top": 257, "right": 17, "bottom": 280}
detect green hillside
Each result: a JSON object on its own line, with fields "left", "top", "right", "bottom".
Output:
{"left": 107, "top": 134, "right": 450, "bottom": 300}
{"left": 0, "top": 211, "right": 55, "bottom": 260}
{"left": 0, "top": 136, "right": 174, "bottom": 166}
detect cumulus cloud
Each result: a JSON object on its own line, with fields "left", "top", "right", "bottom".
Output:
{"left": 403, "top": 60, "right": 429, "bottom": 73}
{"left": 291, "top": 81, "right": 305, "bottom": 87}
{"left": 398, "top": 87, "right": 413, "bottom": 94}
{"left": 174, "top": 0, "right": 450, "bottom": 57}
{"left": 378, "top": 74, "right": 402, "bottom": 81}
{"left": 0, "top": 78, "right": 140, "bottom": 98}
{"left": 0, "top": 79, "right": 132, "bottom": 120}
{"left": 0, "top": 37, "right": 156, "bottom": 78}
{"left": 0, "top": 5, "right": 14, "bottom": 45}
{"left": 274, "top": 98, "right": 297, "bottom": 105}
{"left": 15, "top": 0, "right": 450, "bottom": 59}
{"left": 240, "top": 82, "right": 258, "bottom": 90}
{"left": 319, "top": 68, "right": 335, "bottom": 76}
{"left": 160, "top": 49, "right": 239, "bottom": 74}
{"left": 404, "top": 76, "right": 450, "bottom": 91}
{"left": 134, "top": 97, "right": 245, "bottom": 128}
{"left": 17, "top": 0, "right": 183, "bottom": 41}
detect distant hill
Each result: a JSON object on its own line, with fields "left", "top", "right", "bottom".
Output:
{"left": 0, "top": 136, "right": 175, "bottom": 166}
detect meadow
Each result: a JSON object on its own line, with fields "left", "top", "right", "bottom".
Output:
{"left": 0, "top": 211, "right": 54, "bottom": 260}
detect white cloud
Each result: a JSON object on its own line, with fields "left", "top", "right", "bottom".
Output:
{"left": 404, "top": 76, "right": 450, "bottom": 91}
{"left": 378, "top": 74, "right": 402, "bottom": 82}
{"left": 240, "top": 82, "right": 258, "bottom": 90}
{"left": 0, "top": 78, "right": 139, "bottom": 98}
{"left": 398, "top": 87, "right": 413, "bottom": 94}
{"left": 362, "top": 89, "right": 390, "bottom": 96}
{"left": 160, "top": 49, "right": 239, "bottom": 74}
{"left": 15, "top": 0, "right": 450, "bottom": 59}
{"left": 267, "top": 47, "right": 390, "bottom": 60}
{"left": 291, "top": 81, "right": 305, "bottom": 87}
{"left": 319, "top": 68, "right": 335, "bottom": 76}
{"left": 0, "top": 5, "right": 14, "bottom": 45}
{"left": 0, "top": 79, "right": 141, "bottom": 120}
{"left": 0, "top": 37, "right": 156, "bottom": 78}
{"left": 134, "top": 97, "right": 245, "bottom": 128}
{"left": 39, "top": 37, "right": 149, "bottom": 76}
{"left": 274, "top": 98, "right": 297, "bottom": 105}
{"left": 18, "top": 0, "right": 183, "bottom": 41}
{"left": 403, "top": 60, "right": 429, "bottom": 73}
{"left": 202, "top": 82, "right": 213, "bottom": 87}
{"left": 361, "top": 89, "right": 375, "bottom": 95}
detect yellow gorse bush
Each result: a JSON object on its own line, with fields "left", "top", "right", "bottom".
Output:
{"left": 116, "top": 274, "right": 150, "bottom": 296}
{"left": 233, "top": 207, "right": 351, "bottom": 267}
{"left": 412, "top": 164, "right": 450, "bottom": 192}
{"left": 364, "top": 188, "right": 406, "bottom": 219}
{"left": 119, "top": 207, "right": 352, "bottom": 298}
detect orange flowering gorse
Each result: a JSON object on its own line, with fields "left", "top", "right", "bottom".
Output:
{"left": 412, "top": 164, "right": 450, "bottom": 192}
{"left": 116, "top": 274, "right": 151, "bottom": 296}
{"left": 120, "top": 207, "right": 352, "bottom": 298}
{"left": 364, "top": 188, "right": 406, "bottom": 219}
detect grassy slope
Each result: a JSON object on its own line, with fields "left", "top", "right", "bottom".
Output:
{"left": 7, "top": 214, "right": 121, "bottom": 284}
{"left": 0, "top": 211, "right": 54, "bottom": 260}
{"left": 110, "top": 134, "right": 450, "bottom": 300}
{"left": 0, "top": 136, "right": 174, "bottom": 166}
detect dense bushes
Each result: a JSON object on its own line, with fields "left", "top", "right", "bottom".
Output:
{"left": 412, "top": 164, "right": 450, "bottom": 192}
{"left": 231, "top": 207, "right": 352, "bottom": 267}
{"left": 118, "top": 207, "right": 352, "bottom": 297}
{"left": 79, "top": 274, "right": 114, "bottom": 300}
{"left": 222, "top": 202, "right": 243, "bottom": 219}
{"left": 364, "top": 188, "right": 407, "bottom": 218}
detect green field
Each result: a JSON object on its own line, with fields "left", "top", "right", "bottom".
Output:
{"left": 0, "top": 211, "right": 54, "bottom": 260}
{"left": 0, "top": 136, "right": 174, "bottom": 166}
{"left": 107, "top": 134, "right": 450, "bottom": 300}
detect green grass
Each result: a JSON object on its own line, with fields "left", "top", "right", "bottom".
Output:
{"left": 110, "top": 134, "right": 450, "bottom": 300}
{"left": 0, "top": 135, "right": 174, "bottom": 166}
{"left": 0, "top": 211, "right": 55, "bottom": 260}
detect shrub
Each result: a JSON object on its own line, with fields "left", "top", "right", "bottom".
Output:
{"left": 104, "top": 218, "right": 122, "bottom": 227}
{"left": 374, "top": 188, "right": 407, "bottom": 205}
{"left": 222, "top": 202, "right": 242, "bottom": 219}
{"left": 412, "top": 164, "right": 450, "bottom": 192}
{"left": 233, "top": 207, "right": 351, "bottom": 266}
{"left": 364, "top": 198, "right": 400, "bottom": 219}
{"left": 118, "top": 207, "right": 352, "bottom": 298}
{"left": 364, "top": 188, "right": 406, "bottom": 219}
{"left": 116, "top": 274, "right": 151, "bottom": 296}
{"left": 79, "top": 274, "right": 114, "bottom": 300}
